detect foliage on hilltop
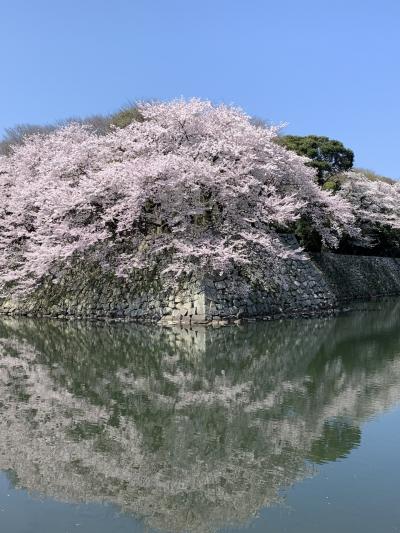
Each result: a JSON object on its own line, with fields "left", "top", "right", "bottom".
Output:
{"left": 275, "top": 135, "right": 354, "bottom": 185}
{"left": 0, "top": 105, "right": 144, "bottom": 156}
{"left": 276, "top": 134, "right": 400, "bottom": 255}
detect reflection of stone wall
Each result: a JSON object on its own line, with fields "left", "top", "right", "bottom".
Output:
{"left": 2, "top": 235, "right": 400, "bottom": 323}
{"left": 0, "top": 303, "right": 400, "bottom": 531}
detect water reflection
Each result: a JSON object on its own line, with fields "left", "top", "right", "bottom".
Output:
{"left": 0, "top": 301, "right": 400, "bottom": 532}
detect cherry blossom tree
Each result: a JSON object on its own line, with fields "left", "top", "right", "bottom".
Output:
{"left": 338, "top": 171, "right": 400, "bottom": 230}
{"left": 335, "top": 171, "right": 400, "bottom": 253}
{"left": 0, "top": 99, "right": 357, "bottom": 294}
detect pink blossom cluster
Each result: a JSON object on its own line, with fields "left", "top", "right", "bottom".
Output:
{"left": 339, "top": 171, "right": 400, "bottom": 230}
{"left": 0, "top": 99, "right": 356, "bottom": 293}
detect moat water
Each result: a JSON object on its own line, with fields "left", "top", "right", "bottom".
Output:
{"left": 0, "top": 300, "right": 400, "bottom": 532}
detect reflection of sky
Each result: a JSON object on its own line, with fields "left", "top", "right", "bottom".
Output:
{"left": 0, "top": 473, "right": 143, "bottom": 533}
{"left": 1, "top": 406, "right": 399, "bottom": 533}
{"left": 0, "top": 474, "right": 144, "bottom": 533}
{"left": 247, "top": 406, "right": 400, "bottom": 533}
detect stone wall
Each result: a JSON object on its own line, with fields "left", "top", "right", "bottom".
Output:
{"left": 311, "top": 252, "right": 400, "bottom": 302}
{"left": 2, "top": 235, "right": 400, "bottom": 324}
{"left": 198, "top": 235, "right": 337, "bottom": 323}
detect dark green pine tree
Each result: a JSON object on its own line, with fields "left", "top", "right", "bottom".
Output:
{"left": 276, "top": 135, "right": 354, "bottom": 185}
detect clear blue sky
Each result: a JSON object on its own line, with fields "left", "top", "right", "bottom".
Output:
{"left": 1, "top": 0, "right": 399, "bottom": 177}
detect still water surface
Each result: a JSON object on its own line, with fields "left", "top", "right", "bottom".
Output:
{"left": 0, "top": 300, "right": 400, "bottom": 532}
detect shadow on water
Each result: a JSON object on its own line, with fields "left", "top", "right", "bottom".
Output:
{"left": 0, "top": 299, "right": 400, "bottom": 531}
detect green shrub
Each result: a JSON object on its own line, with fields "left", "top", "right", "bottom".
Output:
{"left": 109, "top": 106, "right": 144, "bottom": 128}
{"left": 353, "top": 167, "right": 396, "bottom": 185}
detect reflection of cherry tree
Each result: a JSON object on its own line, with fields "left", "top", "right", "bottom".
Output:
{"left": 0, "top": 303, "right": 400, "bottom": 532}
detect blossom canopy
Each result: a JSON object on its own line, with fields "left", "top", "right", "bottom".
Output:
{"left": 0, "top": 99, "right": 357, "bottom": 293}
